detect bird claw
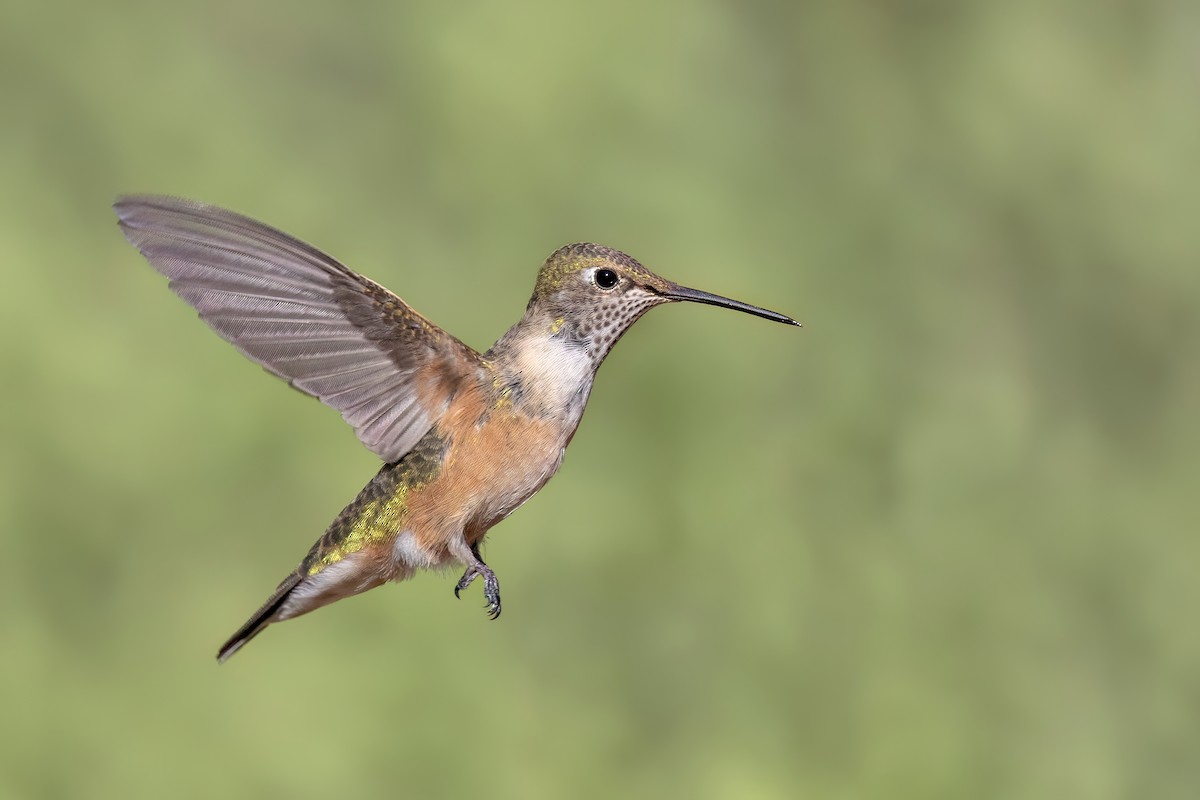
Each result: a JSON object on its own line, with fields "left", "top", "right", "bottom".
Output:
{"left": 453, "top": 562, "right": 501, "bottom": 620}
{"left": 454, "top": 566, "right": 478, "bottom": 599}
{"left": 482, "top": 565, "right": 501, "bottom": 620}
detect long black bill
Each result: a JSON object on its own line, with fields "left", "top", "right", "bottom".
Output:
{"left": 662, "top": 284, "right": 801, "bottom": 327}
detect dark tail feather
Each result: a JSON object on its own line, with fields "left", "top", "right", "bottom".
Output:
{"left": 216, "top": 572, "right": 302, "bottom": 663}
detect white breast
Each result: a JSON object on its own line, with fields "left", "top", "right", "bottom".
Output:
{"left": 514, "top": 335, "right": 596, "bottom": 423}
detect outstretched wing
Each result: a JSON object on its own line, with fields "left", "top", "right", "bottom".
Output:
{"left": 115, "top": 195, "right": 481, "bottom": 464}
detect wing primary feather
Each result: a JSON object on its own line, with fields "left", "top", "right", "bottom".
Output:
{"left": 115, "top": 194, "right": 484, "bottom": 463}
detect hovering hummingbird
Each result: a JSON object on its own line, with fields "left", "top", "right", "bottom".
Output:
{"left": 114, "top": 195, "right": 800, "bottom": 661}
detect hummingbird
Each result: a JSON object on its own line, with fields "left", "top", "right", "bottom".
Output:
{"left": 114, "top": 195, "right": 800, "bottom": 661}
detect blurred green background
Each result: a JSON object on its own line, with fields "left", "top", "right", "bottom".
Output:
{"left": 2, "top": 0, "right": 1197, "bottom": 797}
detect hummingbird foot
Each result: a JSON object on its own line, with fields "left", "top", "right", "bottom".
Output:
{"left": 452, "top": 544, "right": 502, "bottom": 619}
{"left": 481, "top": 568, "right": 501, "bottom": 620}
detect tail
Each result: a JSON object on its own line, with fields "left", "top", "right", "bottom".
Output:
{"left": 216, "top": 572, "right": 302, "bottom": 663}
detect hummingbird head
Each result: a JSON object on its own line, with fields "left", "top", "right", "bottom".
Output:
{"left": 529, "top": 242, "right": 799, "bottom": 364}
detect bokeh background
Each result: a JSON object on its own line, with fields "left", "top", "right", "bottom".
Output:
{"left": 2, "top": 1, "right": 1197, "bottom": 797}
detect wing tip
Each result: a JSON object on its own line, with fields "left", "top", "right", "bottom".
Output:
{"left": 113, "top": 193, "right": 209, "bottom": 227}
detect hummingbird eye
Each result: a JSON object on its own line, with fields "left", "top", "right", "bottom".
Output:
{"left": 594, "top": 268, "right": 619, "bottom": 290}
